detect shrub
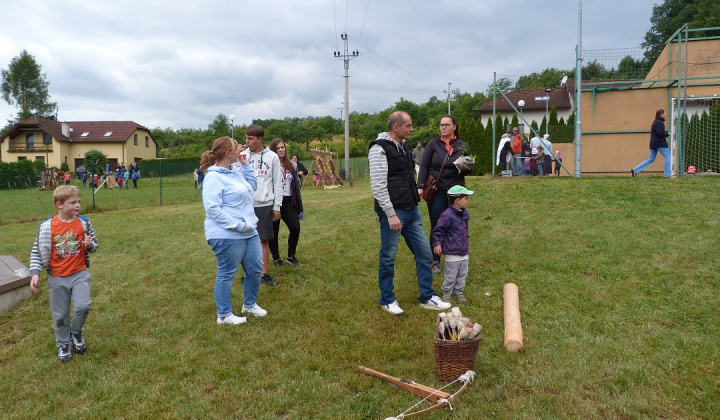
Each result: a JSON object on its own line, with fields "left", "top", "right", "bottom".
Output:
{"left": 0, "top": 160, "right": 36, "bottom": 190}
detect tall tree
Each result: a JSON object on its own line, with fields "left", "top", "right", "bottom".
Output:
{"left": 515, "top": 68, "right": 570, "bottom": 90}
{"left": 642, "top": 0, "right": 720, "bottom": 64}
{"left": 1, "top": 50, "right": 56, "bottom": 122}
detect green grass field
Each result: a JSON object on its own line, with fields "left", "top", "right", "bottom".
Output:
{"left": 0, "top": 176, "right": 718, "bottom": 419}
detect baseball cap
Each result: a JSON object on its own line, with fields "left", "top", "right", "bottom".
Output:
{"left": 447, "top": 185, "right": 474, "bottom": 196}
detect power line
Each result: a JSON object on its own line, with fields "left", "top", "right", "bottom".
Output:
{"left": 356, "top": 0, "right": 371, "bottom": 49}
{"left": 354, "top": 55, "right": 438, "bottom": 94}
{"left": 347, "top": 35, "right": 445, "bottom": 86}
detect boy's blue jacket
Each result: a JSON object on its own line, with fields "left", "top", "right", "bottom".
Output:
{"left": 203, "top": 163, "right": 258, "bottom": 240}
{"left": 431, "top": 206, "right": 470, "bottom": 256}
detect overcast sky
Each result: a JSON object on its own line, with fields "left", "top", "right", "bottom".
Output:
{"left": 1, "top": 0, "right": 654, "bottom": 130}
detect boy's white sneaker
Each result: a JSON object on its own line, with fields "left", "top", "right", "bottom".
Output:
{"left": 216, "top": 314, "right": 247, "bottom": 325}
{"left": 381, "top": 300, "right": 404, "bottom": 316}
{"left": 241, "top": 304, "right": 267, "bottom": 317}
{"left": 419, "top": 296, "right": 452, "bottom": 311}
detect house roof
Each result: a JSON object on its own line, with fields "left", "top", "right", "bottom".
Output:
{"left": 0, "top": 117, "right": 68, "bottom": 142}
{"left": 0, "top": 117, "right": 156, "bottom": 145}
{"left": 474, "top": 86, "right": 573, "bottom": 113}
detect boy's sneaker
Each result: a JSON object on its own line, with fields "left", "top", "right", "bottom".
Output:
{"left": 286, "top": 255, "right": 302, "bottom": 266}
{"left": 454, "top": 291, "right": 467, "bottom": 303}
{"left": 71, "top": 332, "right": 87, "bottom": 354}
{"left": 431, "top": 261, "right": 442, "bottom": 275}
{"left": 442, "top": 293, "right": 452, "bottom": 303}
{"left": 380, "top": 300, "right": 404, "bottom": 316}
{"left": 241, "top": 304, "right": 268, "bottom": 317}
{"left": 273, "top": 257, "right": 284, "bottom": 267}
{"left": 58, "top": 344, "right": 72, "bottom": 362}
{"left": 419, "top": 296, "right": 452, "bottom": 311}
{"left": 216, "top": 314, "right": 247, "bottom": 325}
{"left": 261, "top": 273, "right": 276, "bottom": 286}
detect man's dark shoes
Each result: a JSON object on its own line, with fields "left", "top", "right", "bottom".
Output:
{"left": 261, "top": 273, "right": 276, "bottom": 286}
{"left": 631, "top": 169, "right": 637, "bottom": 177}
{"left": 273, "top": 257, "right": 284, "bottom": 267}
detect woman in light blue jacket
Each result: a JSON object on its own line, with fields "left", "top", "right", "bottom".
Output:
{"left": 201, "top": 136, "right": 266, "bottom": 325}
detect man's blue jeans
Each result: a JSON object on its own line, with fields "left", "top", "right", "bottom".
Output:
{"left": 208, "top": 236, "right": 263, "bottom": 317}
{"left": 376, "top": 206, "right": 437, "bottom": 305}
{"left": 513, "top": 153, "right": 523, "bottom": 175}
{"left": 634, "top": 147, "right": 671, "bottom": 177}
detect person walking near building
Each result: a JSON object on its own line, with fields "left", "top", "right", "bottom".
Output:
{"left": 632, "top": 109, "right": 672, "bottom": 177}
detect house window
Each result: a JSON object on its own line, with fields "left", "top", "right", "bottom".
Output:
{"left": 36, "top": 156, "right": 45, "bottom": 163}
{"left": 134, "top": 134, "right": 138, "bottom": 145}
{"left": 145, "top": 136, "right": 149, "bottom": 147}
{"left": 43, "top": 133, "right": 52, "bottom": 144}
{"left": 26, "top": 134, "right": 34, "bottom": 150}
{"left": 104, "top": 131, "right": 113, "bottom": 137}
{"left": 81, "top": 132, "right": 90, "bottom": 137}
{"left": 18, "top": 156, "right": 27, "bottom": 160}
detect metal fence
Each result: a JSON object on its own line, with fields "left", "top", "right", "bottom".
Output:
{"left": 0, "top": 156, "right": 371, "bottom": 225}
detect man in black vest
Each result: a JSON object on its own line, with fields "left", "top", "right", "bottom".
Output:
{"left": 369, "top": 111, "right": 452, "bottom": 316}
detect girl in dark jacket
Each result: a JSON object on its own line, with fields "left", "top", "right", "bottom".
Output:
{"left": 632, "top": 109, "right": 671, "bottom": 177}
{"left": 417, "top": 115, "right": 473, "bottom": 274}
{"left": 269, "top": 139, "right": 304, "bottom": 266}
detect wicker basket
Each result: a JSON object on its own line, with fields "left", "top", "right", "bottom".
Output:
{"left": 434, "top": 322, "right": 482, "bottom": 382}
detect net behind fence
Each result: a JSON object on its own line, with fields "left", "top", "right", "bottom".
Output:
{"left": 581, "top": 47, "right": 652, "bottom": 82}
{"left": 677, "top": 96, "right": 720, "bottom": 175}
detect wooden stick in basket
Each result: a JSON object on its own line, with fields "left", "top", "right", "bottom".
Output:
{"left": 503, "top": 283, "right": 524, "bottom": 352}
{"left": 358, "top": 366, "right": 451, "bottom": 403}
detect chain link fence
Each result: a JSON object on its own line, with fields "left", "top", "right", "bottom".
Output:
{"left": 1, "top": 156, "right": 370, "bottom": 226}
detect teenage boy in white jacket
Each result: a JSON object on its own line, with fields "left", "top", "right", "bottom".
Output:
{"left": 237, "top": 125, "right": 283, "bottom": 286}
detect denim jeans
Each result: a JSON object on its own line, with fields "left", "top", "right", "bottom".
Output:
{"left": 376, "top": 206, "right": 437, "bottom": 305}
{"left": 208, "top": 236, "right": 263, "bottom": 317}
{"left": 634, "top": 148, "right": 671, "bottom": 177}
{"left": 427, "top": 189, "right": 449, "bottom": 264}
{"left": 513, "top": 153, "right": 523, "bottom": 175}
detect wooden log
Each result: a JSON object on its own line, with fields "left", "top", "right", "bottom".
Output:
{"left": 503, "top": 283, "right": 524, "bottom": 353}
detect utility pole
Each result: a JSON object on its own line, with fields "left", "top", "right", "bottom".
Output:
{"left": 334, "top": 33, "right": 359, "bottom": 180}
{"left": 443, "top": 82, "right": 458, "bottom": 114}
{"left": 575, "top": 0, "right": 583, "bottom": 178}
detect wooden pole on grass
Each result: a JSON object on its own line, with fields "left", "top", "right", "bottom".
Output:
{"left": 503, "top": 283, "right": 524, "bottom": 353}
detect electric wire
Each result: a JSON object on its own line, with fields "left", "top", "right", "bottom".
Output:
{"left": 347, "top": 35, "right": 445, "bottom": 86}
{"left": 356, "top": 0, "right": 370, "bottom": 49}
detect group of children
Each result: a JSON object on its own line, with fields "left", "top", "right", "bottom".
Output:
{"left": 28, "top": 181, "right": 475, "bottom": 362}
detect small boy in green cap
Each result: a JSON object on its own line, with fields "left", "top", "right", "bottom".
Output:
{"left": 431, "top": 185, "right": 473, "bottom": 303}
